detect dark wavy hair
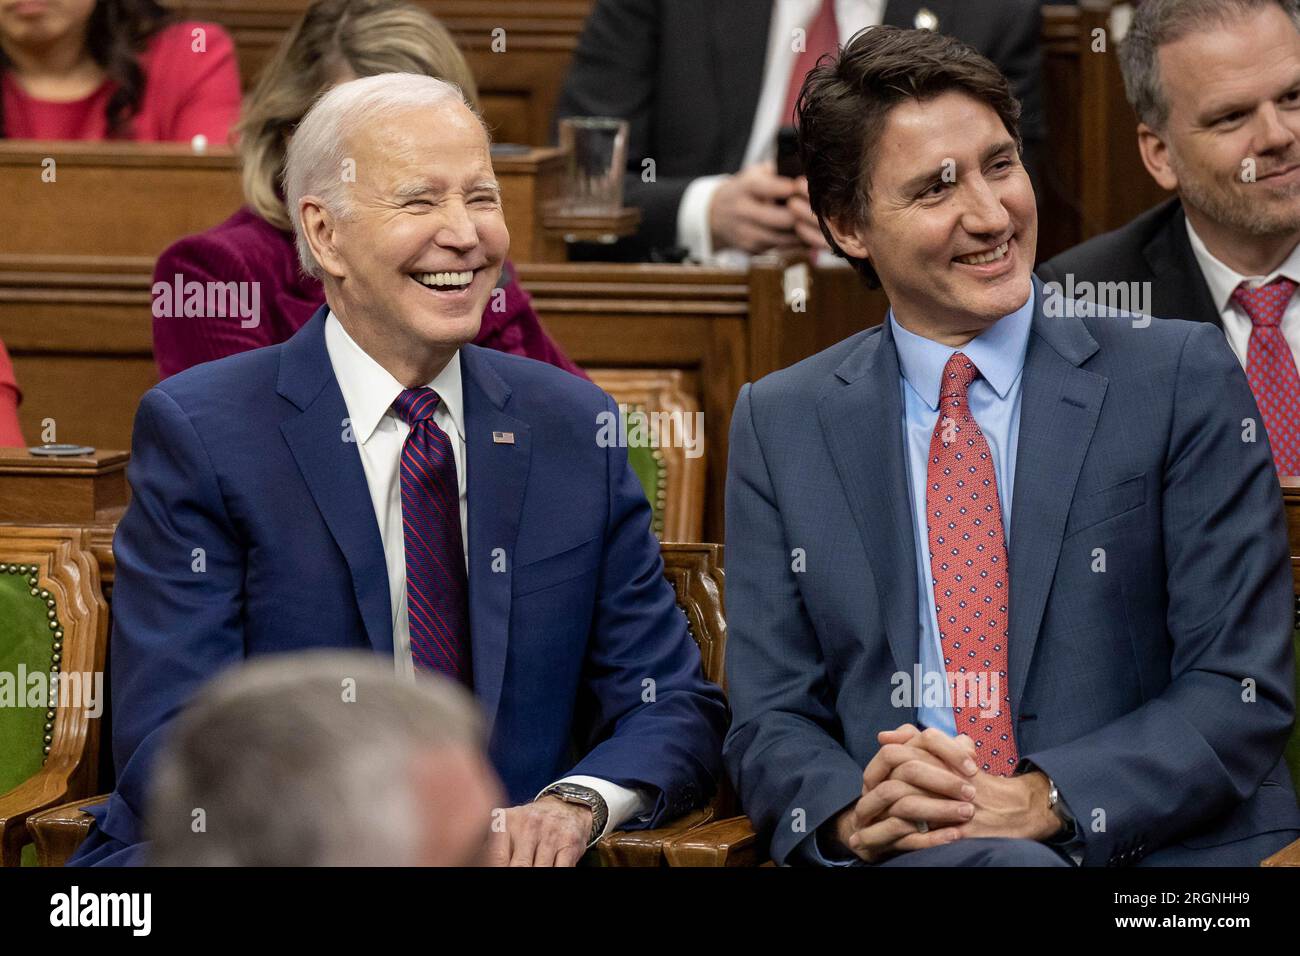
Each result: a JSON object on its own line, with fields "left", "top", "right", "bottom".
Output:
{"left": 0, "top": 0, "right": 174, "bottom": 139}
{"left": 796, "top": 25, "right": 1023, "bottom": 288}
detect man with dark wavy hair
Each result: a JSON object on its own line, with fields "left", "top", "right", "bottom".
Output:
{"left": 723, "top": 24, "right": 1300, "bottom": 866}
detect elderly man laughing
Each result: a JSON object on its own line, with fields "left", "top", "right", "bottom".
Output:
{"left": 70, "top": 73, "right": 726, "bottom": 867}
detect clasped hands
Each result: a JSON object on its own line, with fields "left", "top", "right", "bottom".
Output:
{"left": 831, "top": 724, "right": 1062, "bottom": 863}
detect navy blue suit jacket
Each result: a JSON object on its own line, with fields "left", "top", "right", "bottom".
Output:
{"left": 72, "top": 307, "right": 727, "bottom": 865}
{"left": 724, "top": 279, "right": 1300, "bottom": 865}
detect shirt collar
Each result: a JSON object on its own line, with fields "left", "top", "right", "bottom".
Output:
{"left": 890, "top": 284, "right": 1035, "bottom": 412}
{"left": 323, "top": 309, "right": 465, "bottom": 445}
{"left": 1185, "top": 216, "right": 1300, "bottom": 313}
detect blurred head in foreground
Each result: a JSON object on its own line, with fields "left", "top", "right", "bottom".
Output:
{"left": 146, "top": 650, "right": 502, "bottom": 866}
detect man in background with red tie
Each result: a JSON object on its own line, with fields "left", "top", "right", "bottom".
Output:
{"left": 723, "top": 26, "right": 1300, "bottom": 866}
{"left": 69, "top": 73, "right": 726, "bottom": 867}
{"left": 1039, "top": 0, "right": 1300, "bottom": 474}
{"left": 556, "top": 0, "right": 1044, "bottom": 261}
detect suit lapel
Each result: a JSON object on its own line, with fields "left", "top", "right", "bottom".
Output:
{"left": 817, "top": 325, "right": 920, "bottom": 682}
{"left": 1007, "top": 282, "right": 1108, "bottom": 711}
{"left": 277, "top": 307, "right": 393, "bottom": 654}
{"left": 460, "top": 345, "right": 531, "bottom": 734}
{"left": 1143, "top": 199, "right": 1221, "bottom": 327}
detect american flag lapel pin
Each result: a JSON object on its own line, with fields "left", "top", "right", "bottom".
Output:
{"left": 492, "top": 431, "right": 515, "bottom": 444}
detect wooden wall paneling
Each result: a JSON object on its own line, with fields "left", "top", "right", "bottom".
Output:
{"left": 0, "top": 258, "right": 156, "bottom": 452}
{"left": 1040, "top": 2, "right": 1168, "bottom": 261}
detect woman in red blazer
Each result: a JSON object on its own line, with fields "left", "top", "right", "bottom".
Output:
{"left": 0, "top": 0, "right": 240, "bottom": 142}
{"left": 151, "top": 0, "right": 585, "bottom": 380}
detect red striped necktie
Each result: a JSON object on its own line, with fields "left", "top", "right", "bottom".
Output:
{"left": 392, "top": 387, "right": 471, "bottom": 683}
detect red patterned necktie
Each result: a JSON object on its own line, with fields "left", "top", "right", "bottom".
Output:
{"left": 392, "top": 387, "right": 471, "bottom": 684}
{"left": 781, "top": 0, "right": 840, "bottom": 126}
{"left": 1232, "top": 277, "right": 1300, "bottom": 475}
{"left": 925, "top": 353, "right": 1018, "bottom": 774}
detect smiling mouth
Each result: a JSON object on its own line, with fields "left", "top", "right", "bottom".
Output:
{"left": 954, "top": 240, "right": 1010, "bottom": 266}
{"left": 411, "top": 270, "right": 478, "bottom": 292}
{"left": 1259, "top": 164, "right": 1300, "bottom": 181}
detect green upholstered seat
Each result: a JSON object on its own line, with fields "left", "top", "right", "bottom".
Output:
{"left": 622, "top": 407, "right": 668, "bottom": 538}
{"left": 0, "top": 562, "right": 63, "bottom": 866}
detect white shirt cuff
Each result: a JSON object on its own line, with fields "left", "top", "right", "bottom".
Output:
{"left": 536, "top": 775, "right": 654, "bottom": 844}
{"left": 676, "top": 174, "right": 729, "bottom": 263}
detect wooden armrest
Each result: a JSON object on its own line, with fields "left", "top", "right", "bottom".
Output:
{"left": 1261, "top": 833, "right": 1300, "bottom": 867}
{"left": 25, "top": 794, "right": 107, "bottom": 868}
{"left": 0, "top": 766, "right": 84, "bottom": 866}
{"left": 662, "top": 814, "right": 767, "bottom": 867}
{"left": 594, "top": 806, "right": 716, "bottom": 866}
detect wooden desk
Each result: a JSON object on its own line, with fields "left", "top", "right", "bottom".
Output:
{"left": 0, "top": 140, "right": 579, "bottom": 265}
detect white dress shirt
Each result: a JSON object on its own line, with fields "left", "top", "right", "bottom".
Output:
{"left": 323, "top": 311, "right": 649, "bottom": 840}
{"left": 1184, "top": 217, "right": 1300, "bottom": 372}
{"left": 676, "top": 0, "right": 886, "bottom": 262}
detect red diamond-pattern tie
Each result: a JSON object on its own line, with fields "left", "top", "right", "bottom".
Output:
{"left": 925, "top": 353, "right": 1018, "bottom": 774}
{"left": 392, "top": 387, "right": 471, "bottom": 684}
{"left": 1232, "top": 277, "right": 1300, "bottom": 476}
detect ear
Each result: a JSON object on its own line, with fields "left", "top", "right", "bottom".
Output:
{"left": 1136, "top": 123, "right": 1179, "bottom": 192}
{"left": 298, "top": 196, "right": 348, "bottom": 280}
{"left": 824, "top": 212, "right": 872, "bottom": 262}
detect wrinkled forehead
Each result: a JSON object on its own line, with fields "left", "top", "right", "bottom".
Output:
{"left": 1159, "top": 13, "right": 1300, "bottom": 120}
{"left": 345, "top": 104, "right": 495, "bottom": 190}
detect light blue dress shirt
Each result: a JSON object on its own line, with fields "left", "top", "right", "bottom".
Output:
{"left": 892, "top": 288, "right": 1034, "bottom": 735}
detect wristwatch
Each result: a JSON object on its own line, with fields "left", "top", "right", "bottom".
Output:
{"left": 1045, "top": 776, "right": 1077, "bottom": 844}
{"left": 540, "top": 782, "right": 609, "bottom": 844}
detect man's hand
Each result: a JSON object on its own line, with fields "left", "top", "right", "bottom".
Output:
{"left": 831, "top": 724, "right": 977, "bottom": 863}
{"left": 486, "top": 796, "right": 593, "bottom": 867}
{"left": 875, "top": 726, "right": 1062, "bottom": 843}
{"left": 789, "top": 176, "right": 831, "bottom": 251}
{"left": 708, "top": 161, "right": 804, "bottom": 253}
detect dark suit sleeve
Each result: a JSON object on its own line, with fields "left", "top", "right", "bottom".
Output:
{"left": 722, "top": 383, "right": 865, "bottom": 864}
{"left": 1023, "top": 323, "right": 1296, "bottom": 866}
{"left": 554, "top": 0, "right": 692, "bottom": 254}
{"left": 563, "top": 391, "right": 728, "bottom": 826}
{"left": 69, "top": 387, "right": 247, "bottom": 864}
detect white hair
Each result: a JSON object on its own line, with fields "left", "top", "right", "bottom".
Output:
{"left": 282, "top": 72, "right": 486, "bottom": 279}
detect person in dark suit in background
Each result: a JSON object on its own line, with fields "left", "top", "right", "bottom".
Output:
{"left": 1038, "top": 0, "right": 1300, "bottom": 474}
{"left": 724, "top": 25, "right": 1300, "bottom": 866}
{"left": 556, "top": 0, "right": 1044, "bottom": 262}
{"left": 70, "top": 73, "right": 727, "bottom": 867}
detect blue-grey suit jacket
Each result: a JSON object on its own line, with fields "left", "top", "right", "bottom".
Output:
{"left": 724, "top": 279, "right": 1300, "bottom": 865}
{"left": 71, "top": 306, "right": 727, "bottom": 865}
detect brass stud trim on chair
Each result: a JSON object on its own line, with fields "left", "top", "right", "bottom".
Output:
{"left": 1, "top": 561, "right": 64, "bottom": 766}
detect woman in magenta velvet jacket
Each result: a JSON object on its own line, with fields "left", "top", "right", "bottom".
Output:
{"left": 151, "top": 0, "right": 584, "bottom": 380}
